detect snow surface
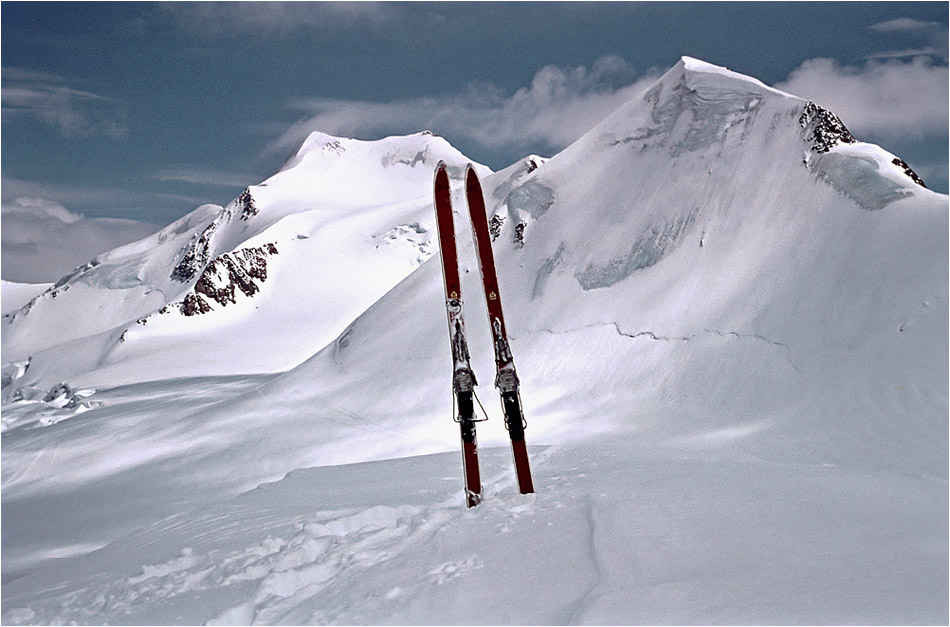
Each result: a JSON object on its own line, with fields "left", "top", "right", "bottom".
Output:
{"left": 2, "top": 132, "right": 487, "bottom": 389}
{"left": 2, "top": 57, "right": 947, "bottom": 624}
{"left": 1, "top": 281, "right": 52, "bottom": 315}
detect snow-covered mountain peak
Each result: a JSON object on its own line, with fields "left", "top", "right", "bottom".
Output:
{"left": 1, "top": 129, "right": 492, "bottom": 386}
{"left": 540, "top": 58, "right": 931, "bottom": 216}
{"left": 676, "top": 56, "right": 785, "bottom": 97}
{"left": 279, "top": 130, "right": 482, "bottom": 180}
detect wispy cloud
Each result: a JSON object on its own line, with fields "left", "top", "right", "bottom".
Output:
{"left": 774, "top": 56, "right": 948, "bottom": 141}
{"left": 869, "top": 17, "right": 945, "bottom": 33}
{"left": 160, "top": 1, "right": 402, "bottom": 37}
{"left": 866, "top": 16, "right": 948, "bottom": 61}
{"left": 1, "top": 176, "right": 134, "bottom": 212}
{"left": 265, "top": 56, "right": 658, "bottom": 159}
{"left": 1, "top": 67, "right": 127, "bottom": 138}
{"left": 150, "top": 168, "right": 257, "bottom": 189}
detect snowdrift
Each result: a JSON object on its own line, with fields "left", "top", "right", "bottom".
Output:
{"left": 2, "top": 57, "right": 946, "bottom": 624}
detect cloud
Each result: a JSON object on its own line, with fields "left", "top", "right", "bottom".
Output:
{"left": 866, "top": 16, "right": 948, "bottom": 61}
{"left": 3, "top": 196, "right": 83, "bottom": 224}
{"left": 1, "top": 197, "right": 159, "bottom": 283}
{"left": 775, "top": 56, "right": 948, "bottom": 141}
{"left": 1, "top": 68, "right": 127, "bottom": 138}
{"left": 150, "top": 168, "right": 256, "bottom": 189}
{"left": 2, "top": 176, "right": 138, "bottom": 216}
{"left": 160, "top": 2, "right": 401, "bottom": 37}
{"left": 266, "top": 56, "right": 659, "bottom": 160}
{"left": 869, "top": 17, "right": 945, "bottom": 33}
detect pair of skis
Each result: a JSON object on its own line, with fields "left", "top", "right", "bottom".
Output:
{"left": 433, "top": 162, "right": 534, "bottom": 507}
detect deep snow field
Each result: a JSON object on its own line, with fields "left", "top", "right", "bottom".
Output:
{"left": 2, "top": 58, "right": 947, "bottom": 625}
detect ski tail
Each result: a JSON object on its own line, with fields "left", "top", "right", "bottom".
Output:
{"left": 455, "top": 367, "right": 481, "bottom": 508}
{"left": 434, "top": 161, "right": 482, "bottom": 507}
{"left": 465, "top": 164, "right": 535, "bottom": 495}
{"left": 457, "top": 392, "right": 482, "bottom": 508}
{"left": 501, "top": 390, "right": 535, "bottom": 494}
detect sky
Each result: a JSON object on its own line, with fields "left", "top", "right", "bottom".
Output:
{"left": 1, "top": 1, "right": 948, "bottom": 283}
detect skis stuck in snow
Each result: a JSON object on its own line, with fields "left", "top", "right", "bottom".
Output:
{"left": 433, "top": 162, "right": 534, "bottom": 507}
{"left": 433, "top": 163, "right": 483, "bottom": 507}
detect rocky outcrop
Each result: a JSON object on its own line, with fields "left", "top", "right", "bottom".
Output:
{"left": 238, "top": 189, "right": 259, "bottom": 221}
{"left": 164, "top": 243, "right": 279, "bottom": 317}
{"left": 799, "top": 101, "right": 855, "bottom": 154}
{"left": 170, "top": 220, "right": 220, "bottom": 283}
{"left": 489, "top": 215, "right": 505, "bottom": 242}
{"left": 891, "top": 157, "right": 927, "bottom": 188}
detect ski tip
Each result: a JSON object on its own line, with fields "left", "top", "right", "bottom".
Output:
{"left": 434, "top": 161, "right": 449, "bottom": 187}
{"left": 465, "top": 164, "right": 482, "bottom": 190}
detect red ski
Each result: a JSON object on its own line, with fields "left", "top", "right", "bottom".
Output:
{"left": 433, "top": 162, "right": 482, "bottom": 507}
{"left": 465, "top": 165, "right": 535, "bottom": 494}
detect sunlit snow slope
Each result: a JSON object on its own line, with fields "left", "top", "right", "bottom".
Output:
{"left": 229, "top": 56, "right": 947, "bottom": 471}
{"left": 2, "top": 132, "right": 489, "bottom": 396}
{"left": 2, "top": 58, "right": 946, "bottom": 625}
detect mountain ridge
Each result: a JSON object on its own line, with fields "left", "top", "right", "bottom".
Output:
{"left": 2, "top": 131, "right": 488, "bottom": 394}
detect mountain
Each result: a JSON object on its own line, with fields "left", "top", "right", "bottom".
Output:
{"left": 2, "top": 131, "right": 490, "bottom": 399}
{"left": 2, "top": 58, "right": 946, "bottom": 624}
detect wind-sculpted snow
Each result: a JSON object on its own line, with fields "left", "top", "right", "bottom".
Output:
{"left": 372, "top": 223, "right": 433, "bottom": 265}
{"left": 380, "top": 144, "right": 431, "bottom": 168}
{"left": 811, "top": 150, "right": 912, "bottom": 210}
{"left": 798, "top": 101, "right": 927, "bottom": 196}
{"left": 607, "top": 78, "right": 763, "bottom": 157}
{"left": 575, "top": 206, "right": 701, "bottom": 290}
{"left": 671, "top": 88, "right": 763, "bottom": 157}
{"left": 505, "top": 179, "right": 556, "bottom": 220}
{"left": 2, "top": 440, "right": 945, "bottom": 625}
{"left": 532, "top": 243, "right": 566, "bottom": 299}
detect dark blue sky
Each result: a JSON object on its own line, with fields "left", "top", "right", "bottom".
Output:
{"left": 2, "top": 2, "right": 947, "bottom": 228}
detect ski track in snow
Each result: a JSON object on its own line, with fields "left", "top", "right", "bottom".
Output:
{"left": 558, "top": 494, "right": 604, "bottom": 625}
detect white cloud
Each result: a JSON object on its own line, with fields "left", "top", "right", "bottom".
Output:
{"left": 161, "top": 2, "right": 400, "bottom": 37}
{"left": 1, "top": 176, "right": 136, "bottom": 215}
{"left": 869, "top": 17, "right": 944, "bottom": 33}
{"left": 1, "top": 68, "right": 127, "bottom": 139}
{"left": 3, "top": 197, "right": 83, "bottom": 224}
{"left": 1, "top": 197, "right": 159, "bottom": 283}
{"left": 775, "top": 56, "right": 948, "bottom": 141}
{"left": 866, "top": 16, "right": 948, "bottom": 62}
{"left": 864, "top": 48, "right": 948, "bottom": 61}
{"left": 266, "top": 56, "right": 659, "bottom": 159}
{"left": 150, "top": 168, "right": 256, "bottom": 189}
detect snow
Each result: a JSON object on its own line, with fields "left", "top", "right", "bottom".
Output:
{"left": 2, "top": 58, "right": 947, "bottom": 624}
{"left": 1, "top": 280, "right": 52, "bottom": 315}
{"left": 2, "top": 131, "right": 485, "bottom": 387}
